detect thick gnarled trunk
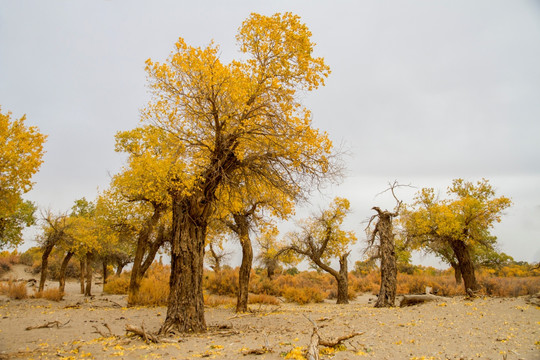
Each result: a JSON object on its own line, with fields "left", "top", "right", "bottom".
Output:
{"left": 160, "top": 201, "right": 207, "bottom": 334}
{"left": 374, "top": 212, "right": 397, "bottom": 308}
{"left": 128, "top": 207, "right": 163, "bottom": 306}
{"left": 84, "top": 252, "right": 93, "bottom": 297}
{"left": 450, "top": 239, "right": 478, "bottom": 292}
{"left": 450, "top": 261, "right": 462, "bottom": 285}
{"left": 235, "top": 215, "right": 252, "bottom": 313}
{"left": 79, "top": 258, "right": 86, "bottom": 294}
{"left": 336, "top": 253, "right": 349, "bottom": 304}
{"left": 58, "top": 251, "right": 74, "bottom": 293}
{"left": 38, "top": 242, "right": 55, "bottom": 292}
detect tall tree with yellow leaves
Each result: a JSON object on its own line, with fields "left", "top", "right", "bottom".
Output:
{"left": 118, "top": 13, "right": 338, "bottom": 333}
{"left": 401, "top": 179, "right": 512, "bottom": 294}
{"left": 0, "top": 108, "right": 46, "bottom": 248}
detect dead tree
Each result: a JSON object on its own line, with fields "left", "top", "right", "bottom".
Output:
{"left": 366, "top": 181, "right": 407, "bottom": 308}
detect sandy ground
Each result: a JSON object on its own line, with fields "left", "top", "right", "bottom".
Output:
{"left": 0, "top": 265, "right": 539, "bottom": 360}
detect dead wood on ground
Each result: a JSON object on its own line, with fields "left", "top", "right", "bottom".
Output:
{"left": 25, "top": 320, "right": 70, "bottom": 331}
{"left": 399, "top": 294, "right": 446, "bottom": 307}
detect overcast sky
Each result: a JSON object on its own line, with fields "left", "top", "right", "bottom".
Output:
{"left": 1, "top": 0, "right": 539, "bottom": 266}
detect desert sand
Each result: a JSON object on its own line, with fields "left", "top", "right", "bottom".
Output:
{"left": 1, "top": 265, "right": 539, "bottom": 360}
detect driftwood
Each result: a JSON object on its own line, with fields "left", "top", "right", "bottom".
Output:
{"left": 303, "top": 315, "right": 363, "bottom": 360}
{"left": 25, "top": 320, "right": 70, "bottom": 331}
{"left": 319, "top": 332, "right": 364, "bottom": 347}
{"left": 125, "top": 324, "right": 160, "bottom": 343}
{"left": 399, "top": 294, "right": 446, "bottom": 307}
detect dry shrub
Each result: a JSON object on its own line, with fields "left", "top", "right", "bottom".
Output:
{"left": 349, "top": 272, "right": 379, "bottom": 294}
{"left": 0, "top": 258, "right": 12, "bottom": 277}
{"left": 396, "top": 274, "right": 462, "bottom": 296}
{"left": 0, "top": 281, "right": 28, "bottom": 299}
{"left": 478, "top": 276, "right": 540, "bottom": 297}
{"left": 248, "top": 293, "right": 280, "bottom": 305}
{"left": 129, "top": 263, "right": 170, "bottom": 307}
{"left": 249, "top": 276, "right": 281, "bottom": 296}
{"left": 204, "top": 268, "right": 239, "bottom": 296}
{"left": 33, "top": 288, "right": 63, "bottom": 301}
{"left": 282, "top": 285, "right": 325, "bottom": 304}
{"left": 103, "top": 273, "right": 130, "bottom": 295}
{"left": 203, "top": 293, "right": 236, "bottom": 308}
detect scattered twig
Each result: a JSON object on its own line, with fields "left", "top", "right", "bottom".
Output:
{"left": 25, "top": 320, "right": 70, "bottom": 331}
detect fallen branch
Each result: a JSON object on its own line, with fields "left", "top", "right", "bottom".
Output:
{"left": 400, "top": 294, "right": 446, "bottom": 307}
{"left": 25, "top": 320, "right": 70, "bottom": 331}
{"left": 319, "top": 332, "right": 364, "bottom": 348}
{"left": 125, "top": 324, "right": 160, "bottom": 343}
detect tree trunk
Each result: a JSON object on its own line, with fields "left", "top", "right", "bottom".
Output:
{"left": 375, "top": 213, "right": 397, "bottom": 308}
{"left": 128, "top": 206, "right": 163, "bottom": 306}
{"left": 450, "top": 239, "right": 478, "bottom": 292}
{"left": 102, "top": 260, "right": 108, "bottom": 285}
{"left": 235, "top": 215, "right": 252, "bottom": 313}
{"left": 79, "top": 258, "right": 86, "bottom": 294}
{"left": 38, "top": 242, "right": 55, "bottom": 292}
{"left": 116, "top": 263, "right": 125, "bottom": 276}
{"left": 58, "top": 251, "right": 74, "bottom": 293}
{"left": 267, "top": 261, "right": 276, "bottom": 280}
{"left": 450, "top": 261, "right": 462, "bottom": 285}
{"left": 84, "top": 252, "right": 93, "bottom": 297}
{"left": 160, "top": 201, "right": 207, "bottom": 334}
{"left": 336, "top": 253, "right": 349, "bottom": 304}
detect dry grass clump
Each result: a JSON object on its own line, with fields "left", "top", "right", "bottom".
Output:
{"left": 282, "top": 286, "right": 325, "bottom": 304}
{"left": 129, "top": 263, "right": 170, "bottom": 307}
{"left": 33, "top": 288, "right": 64, "bottom": 301}
{"left": 0, "top": 280, "right": 28, "bottom": 299}
{"left": 204, "top": 268, "right": 239, "bottom": 296}
{"left": 248, "top": 293, "right": 280, "bottom": 305}
{"left": 479, "top": 276, "right": 540, "bottom": 297}
{"left": 203, "top": 293, "right": 236, "bottom": 308}
{"left": 103, "top": 273, "right": 130, "bottom": 294}
{"left": 0, "top": 251, "right": 20, "bottom": 277}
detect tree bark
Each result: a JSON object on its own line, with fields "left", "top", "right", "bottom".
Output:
{"left": 58, "top": 251, "right": 74, "bottom": 293}
{"left": 102, "top": 260, "right": 108, "bottom": 285}
{"left": 374, "top": 211, "right": 397, "bottom": 308}
{"left": 160, "top": 199, "right": 207, "bottom": 334}
{"left": 235, "top": 215, "right": 252, "bottom": 313}
{"left": 310, "top": 254, "right": 349, "bottom": 304}
{"left": 128, "top": 206, "right": 163, "bottom": 306}
{"left": 267, "top": 261, "right": 276, "bottom": 280}
{"left": 116, "top": 263, "right": 125, "bottom": 276}
{"left": 450, "top": 261, "right": 462, "bottom": 285}
{"left": 336, "top": 253, "right": 349, "bottom": 304}
{"left": 79, "top": 258, "right": 86, "bottom": 294}
{"left": 38, "top": 242, "right": 55, "bottom": 292}
{"left": 450, "top": 239, "right": 478, "bottom": 292}
{"left": 84, "top": 252, "right": 93, "bottom": 297}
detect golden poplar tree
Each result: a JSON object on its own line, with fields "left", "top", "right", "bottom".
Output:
{"left": 0, "top": 108, "right": 46, "bottom": 248}
{"left": 118, "top": 13, "right": 338, "bottom": 333}
{"left": 401, "top": 179, "right": 512, "bottom": 294}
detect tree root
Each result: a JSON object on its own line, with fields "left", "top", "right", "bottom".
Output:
{"left": 25, "top": 320, "right": 70, "bottom": 331}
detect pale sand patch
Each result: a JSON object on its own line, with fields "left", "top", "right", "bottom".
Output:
{"left": 0, "top": 266, "right": 539, "bottom": 359}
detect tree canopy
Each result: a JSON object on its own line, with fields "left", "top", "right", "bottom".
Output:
{"left": 0, "top": 108, "right": 46, "bottom": 248}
